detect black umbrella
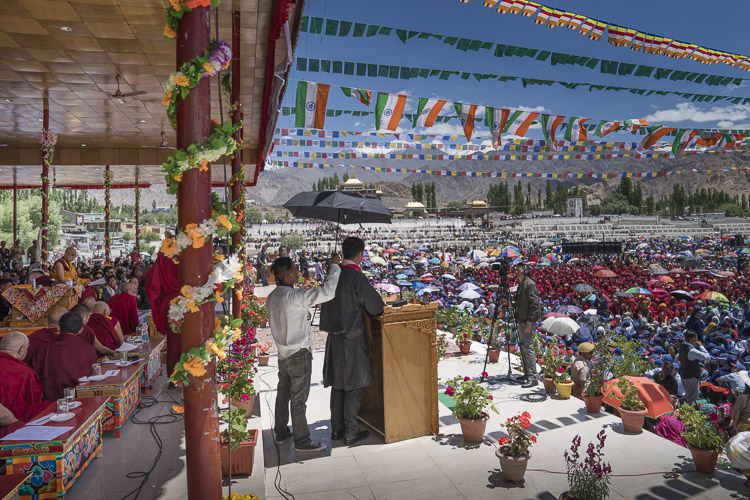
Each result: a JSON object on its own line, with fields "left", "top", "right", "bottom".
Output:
{"left": 283, "top": 190, "right": 392, "bottom": 224}
{"left": 613, "top": 291, "right": 635, "bottom": 298}
{"left": 572, "top": 283, "right": 596, "bottom": 293}
{"left": 283, "top": 190, "right": 392, "bottom": 251}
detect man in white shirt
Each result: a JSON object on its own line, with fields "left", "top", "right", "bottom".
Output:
{"left": 267, "top": 253, "right": 340, "bottom": 452}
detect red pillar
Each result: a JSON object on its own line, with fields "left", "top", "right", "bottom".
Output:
{"left": 41, "top": 107, "right": 49, "bottom": 262}
{"left": 104, "top": 165, "right": 111, "bottom": 264}
{"left": 231, "top": 10, "right": 243, "bottom": 320}
{"left": 134, "top": 168, "right": 140, "bottom": 261}
{"left": 12, "top": 170, "right": 17, "bottom": 244}
{"left": 176, "top": 6, "right": 222, "bottom": 499}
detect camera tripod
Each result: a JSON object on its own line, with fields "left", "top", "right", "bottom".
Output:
{"left": 480, "top": 270, "right": 525, "bottom": 384}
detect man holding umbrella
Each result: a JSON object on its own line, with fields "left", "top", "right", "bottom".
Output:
{"left": 514, "top": 263, "right": 542, "bottom": 388}
{"left": 321, "top": 237, "right": 385, "bottom": 445}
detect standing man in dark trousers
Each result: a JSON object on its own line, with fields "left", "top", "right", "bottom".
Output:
{"left": 321, "top": 237, "right": 385, "bottom": 446}
{"left": 514, "top": 263, "right": 542, "bottom": 388}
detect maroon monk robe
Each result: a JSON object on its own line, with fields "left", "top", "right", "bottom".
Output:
{"left": 88, "top": 313, "right": 121, "bottom": 350}
{"left": 0, "top": 352, "right": 45, "bottom": 423}
{"left": 31, "top": 333, "right": 97, "bottom": 401}
{"left": 80, "top": 286, "right": 97, "bottom": 303}
{"left": 108, "top": 292, "right": 138, "bottom": 335}
{"left": 145, "top": 252, "right": 180, "bottom": 374}
{"left": 79, "top": 324, "right": 96, "bottom": 346}
{"left": 24, "top": 327, "right": 58, "bottom": 365}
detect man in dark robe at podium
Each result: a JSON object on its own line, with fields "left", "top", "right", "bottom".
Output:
{"left": 321, "top": 237, "right": 384, "bottom": 446}
{"left": 145, "top": 250, "right": 180, "bottom": 374}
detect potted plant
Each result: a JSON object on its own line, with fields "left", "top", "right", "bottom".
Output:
{"left": 483, "top": 322, "right": 501, "bottom": 363}
{"left": 436, "top": 332, "right": 451, "bottom": 362}
{"left": 582, "top": 367, "right": 606, "bottom": 413}
{"left": 540, "top": 349, "right": 563, "bottom": 395}
{"left": 555, "top": 366, "right": 574, "bottom": 399}
{"left": 561, "top": 431, "right": 612, "bottom": 500}
{"left": 435, "top": 309, "right": 446, "bottom": 331}
{"left": 443, "top": 374, "right": 498, "bottom": 443}
{"left": 217, "top": 320, "right": 258, "bottom": 413}
{"left": 678, "top": 404, "right": 724, "bottom": 474}
{"left": 219, "top": 407, "right": 259, "bottom": 477}
{"left": 614, "top": 378, "right": 647, "bottom": 433}
{"left": 257, "top": 341, "right": 272, "bottom": 366}
{"left": 445, "top": 307, "right": 460, "bottom": 335}
{"left": 222, "top": 494, "right": 260, "bottom": 500}
{"left": 496, "top": 411, "right": 538, "bottom": 482}
{"left": 241, "top": 295, "right": 267, "bottom": 329}
{"left": 454, "top": 313, "right": 474, "bottom": 355}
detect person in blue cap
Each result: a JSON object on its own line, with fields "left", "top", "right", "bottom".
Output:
{"left": 686, "top": 307, "right": 706, "bottom": 343}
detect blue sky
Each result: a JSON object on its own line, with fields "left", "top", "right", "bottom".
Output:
{"left": 276, "top": 0, "right": 750, "bottom": 143}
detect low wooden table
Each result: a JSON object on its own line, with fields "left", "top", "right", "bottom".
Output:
{"left": 0, "top": 397, "right": 107, "bottom": 500}
{"left": 129, "top": 336, "right": 166, "bottom": 394}
{"left": 76, "top": 361, "right": 144, "bottom": 438}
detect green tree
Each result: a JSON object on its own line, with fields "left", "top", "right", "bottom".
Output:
{"left": 279, "top": 232, "right": 305, "bottom": 250}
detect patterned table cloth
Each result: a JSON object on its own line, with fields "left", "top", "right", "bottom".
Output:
{"left": 2, "top": 284, "right": 84, "bottom": 322}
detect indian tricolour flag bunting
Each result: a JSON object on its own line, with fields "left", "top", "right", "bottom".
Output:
{"left": 672, "top": 129, "right": 698, "bottom": 157}
{"left": 414, "top": 98, "right": 447, "bottom": 127}
{"left": 375, "top": 93, "right": 407, "bottom": 131}
{"left": 623, "top": 119, "right": 649, "bottom": 132}
{"left": 502, "top": 109, "right": 539, "bottom": 138}
{"left": 295, "top": 82, "right": 330, "bottom": 129}
{"left": 595, "top": 120, "right": 621, "bottom": 138}
{"left": 454, "top": 103, "right": 479, "bottom": 141}
{"left": 485, "top": 107, "right": 504, "bottom": 147}
{"left": 639, "top": 126, "right": 675, "bottom": 150}
{"left": 341, "top": 87, "right": 371, "bottom": 106}
{"left": 540, "top": 114, "right": 565, "bottom": 151}
{"left": 564, "top": 117, "right": 590, "bottom": 142}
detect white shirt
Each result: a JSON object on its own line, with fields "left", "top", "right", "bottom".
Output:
{"left": 267, "top": 264, "right": 341, "bottom": 360}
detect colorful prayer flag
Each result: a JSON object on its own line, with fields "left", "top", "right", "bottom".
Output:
{"left": 455, "top": 103, "right": 479, "bottom": 141}
{"left": 414, "top": 98, "right": 447, "bottom": 128}
{"left": 579, "top": 18, "right": 596, "bottom": 37}
{"left": 564, "top": 117, "right": 590, "bottom": 142}
{"left": 521, "top": 1, "right": 540, "bottom": 17}
{"left": 374, "top": 92, "right": 407, "bottom": 131}
{"left": 541, "top": 114, "right": 565, "bottom": 150}
{"left": 590, "top": 21, "right": 607, "bottom": 41}
{"left": 535, "top": 6, "right": 551, "bottom": 25}
{"left": 558, "top": 12, "right": 573, "bottom": 28}
{"left": 496, "top": 0, "right": 512, "bottom": 13}
{"left": 568, "top": 14, "right": 586, "bottom": 30}
{"left": 509, "top": 0, "right": 526, "bottom": 14}
{"left": 341, "top": 86, "right": 371, "bottom": 106}
{"left": 632, "top": 31, "right": 646, "bottom": 51}
{"left": 295, "top": 81, "right": 330, "bottom": 129}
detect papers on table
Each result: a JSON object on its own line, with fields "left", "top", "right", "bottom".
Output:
{"left": 116, "top": 342, "right": 138, "bottom": 352}
{"left": 2, "top": 425, "right": 74, "bottom": 441}
{"left": 26, "top": 414, "right": 54, "bottom": 426}
{"left": 102, "top": 358, "right": 118, "bottom": 364}
{"left": 103, "top": 369, "right": 121, "bottom": 377}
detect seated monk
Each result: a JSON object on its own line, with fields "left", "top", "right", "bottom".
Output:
{"left": 0, "top": 332, "right": 45, "bottom": 429}
{"left": 53, "top": 246, "right": 87, "bottom": 285}
{"left": 107, "top": 282, "right": 139, "bottom": 336}
{"left": 0, "top": 401, "right": 25, "bottom": 438}
{"left": 70, "top": 303, "right": 116, "bottom": 356}
{"left": 89, "top": 301, "right": 124, "bottom": 350}
{"left": 82, "top": 295, "right": 96, "bottom": 310}
{"left": 31, "top": 312, "right": 98, "bottom": 401}
{"left": 24, "top": 306, "right": 67, "bottom": 365}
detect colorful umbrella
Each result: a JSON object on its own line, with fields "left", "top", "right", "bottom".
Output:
{"left": 697, "top": 290, "right": 728, "bottom": 302}
{"left": 595, "top": 270, "right": 617, "bottom": 278}
{"left": 542, "top": 312, "right": 569, "bottom": 319}
{"left": 441, "top": 274, "right": 457, "bottom": 280}
{"left": 374, "top": 283, "right": 399, "bottom": 294}
{"left": 690, "top": 281, "right": 711, "bottom": 289}
{"left": 658, "top": 275, "right": 674, "bottom": 283}
{"left": 625, "top": 287, "right": 652, "bottom": 295}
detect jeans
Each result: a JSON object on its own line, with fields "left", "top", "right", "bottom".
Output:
{"left": 683, "top": 377, "right": 700, "bottom": 404}
{"left": 330, "top": 386, "right": 366, "bottom": 440}
{"left": 518, "top": 331, "right": 538, "bottom": 377}
{"left": 274, "top": 349, "right": 313, "bottom": 446}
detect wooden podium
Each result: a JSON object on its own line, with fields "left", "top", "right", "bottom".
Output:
{"left": 359, "top": 302, "right": 439, "bottom": 443}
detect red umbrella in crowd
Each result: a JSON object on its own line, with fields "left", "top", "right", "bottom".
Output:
{"left": 596, "top": 270, "right": 617, "bottom": 278}
{"left": 690, "top": 281, "right": 711, "bottom": 289}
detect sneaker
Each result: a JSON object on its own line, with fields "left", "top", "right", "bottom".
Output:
{"left": 295, "top": 440, "right": 326, "bottom": 452}
{"left": 331, "top": 431, "right": 345, "bottom": 441}
{"left": 275, "top": 429, "right": 293, "bottom": 444}
{"left": 345, "top": 430, "right": 370, "bottom": 446}
{"left": 521, "top": 379, "right": 539, "bottom": 389}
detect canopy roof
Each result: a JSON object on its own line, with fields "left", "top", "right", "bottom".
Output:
{"left": 0, "top": 0, "right": 303, "bottom": 188}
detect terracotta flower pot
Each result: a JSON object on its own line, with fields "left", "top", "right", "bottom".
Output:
{"left": 558, "top": 491, "right": 575, "bottom": 500}
{"left": 583, "top": 394, "right": 604, "bottom": 413}
{"left": 220, "top": 429, "right": 258, "bottom": 477}
{"left": 619, "top": 407, "right": 648, "bottom": 433}
{"left": 488, "top": 349, "right": 501, "bottom": 363}
{"left": 555, "top": 381, "right": 574, "bottom": 399}
{"left": 447, "top": 325, "right": 458, "bottom": 335}
{"left": 258, "top": 354, "right": 270, "bottom": 366}
{"left": 459, "top": 413, "right": 488, "bottom": 443}
{"left": 689, "top": 447, "right": 719, "bottom": 474}
{"left": 459, "top": 342, "right": 471, "bottom": 355}
{"left": 230, "top": 396, "right": 256, "bottom": 414}
{"left": 541, "top": 377, "right": 556, "bottom": 395}
{"left": 496, "top": 448, "right": 530, "bottom": 483}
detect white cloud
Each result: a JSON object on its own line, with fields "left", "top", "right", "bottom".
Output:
{"left": 643, "top": 102, "right": 750, "bottom": 126}
{"left": 514, "top": 105, "right": 549, "bottom": 113}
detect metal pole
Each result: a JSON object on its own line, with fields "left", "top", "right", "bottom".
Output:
{"left": 177, "top": 6, "right": 222, "bottom": 499}
{"left": 231, "top": 10, "right": 243, "bottom": 321}
{"left": 104, "top": 165, "right": 111, "bottom": 264}
{"left": 41, "top": 106, "right": 49, "bottom": 262}
{"left": 12, "top": 169, "right": 17, "bottom": 244}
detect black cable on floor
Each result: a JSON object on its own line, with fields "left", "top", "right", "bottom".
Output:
{"left": 120, "top": 391, "right": 184, "bottom": 500}
{"left": 259, "top": 367, "right": 295, "bottom": 500}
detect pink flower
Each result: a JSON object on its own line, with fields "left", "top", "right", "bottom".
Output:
{"left": 464, "top": 376, "right": 470, "bottom": 381}
{"left": 488, "top": 395, "right": 493, "bottom": 400}
{"left": 498, "top": 436, "right": 509, "bottom": 445}
{"left": 481, "top": 371, "right": 488, "bottom": 378}
{"left": 444, "top": 386, "right": 455, "bottom": 397}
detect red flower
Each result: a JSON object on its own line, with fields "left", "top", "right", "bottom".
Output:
{"left": 464, "top": 376, "right": 470, "bottom": 381}
{"left": 530, "top": 435, "right": 537, "bottom": 443}
{"left": 481, "top": 371, "right": 488, "bottom": 378}
{"left": 444, "top": 386, "right": 455, "bottom": 397}
{"left": 488, "top": 395, "right": 493, "bottom": 400}
{"left": 498, "top": 436, "right": 509, "bottom": 445}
